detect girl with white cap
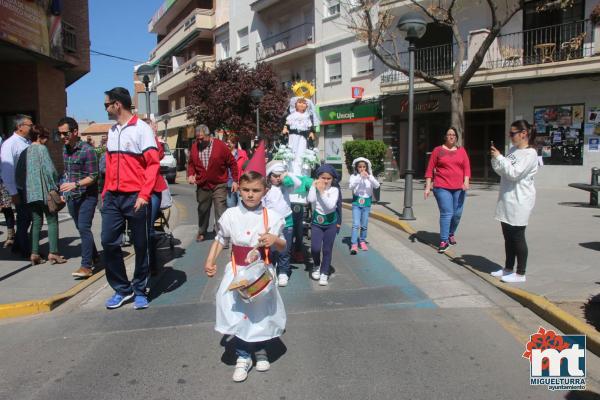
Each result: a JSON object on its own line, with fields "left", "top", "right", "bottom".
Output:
{"left": 348, "top": 157, "right": 380, "bottom": 255}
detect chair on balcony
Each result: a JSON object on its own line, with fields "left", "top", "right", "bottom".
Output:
{"left": 499, "top": 46, "right": 522, "bottom": 68}
{"left": 561, "top": 32, "right": 586, "bottom": 60}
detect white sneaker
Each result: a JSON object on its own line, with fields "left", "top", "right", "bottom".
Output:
{"left": 278, "top": 274, "right": 289, "bottom": 287}
{"left": 255, "top": 359, "right": 270, "bottom": 372}
{"left": 311, "top": 269, "right": 321, "bottom": 280}
{"left": 491, "top": 268, "right": 510, "bottom": 277}
{"left": 319, "top": 274, "right": 329, "bottom": 286}
{"left": 501, "top": 272, "right": 526, "bottom": 283}
{"left": 232, "top": 357, "right": 252, "bottom": 382}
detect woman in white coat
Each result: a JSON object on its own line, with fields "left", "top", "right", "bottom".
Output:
{"left": 489, "top": 120, "right": 538, "bottom": 283}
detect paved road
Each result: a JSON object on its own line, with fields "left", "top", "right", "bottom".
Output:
{"left": 0, "top": 183, "right": 598, "bottom": 400}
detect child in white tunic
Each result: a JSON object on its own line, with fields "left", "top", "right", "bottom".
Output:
{"left": 282, "top": 97, "right": 319, "bottom": 175}
{"left": 204, "top": 171, "right": 287, "bottom": 382}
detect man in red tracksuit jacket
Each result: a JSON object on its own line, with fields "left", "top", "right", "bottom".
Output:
{"left": 187, "top": 124, "right": 238, "bottom": 242}
{"left": 101, "top": 87, "right": 159, "bottom": 310}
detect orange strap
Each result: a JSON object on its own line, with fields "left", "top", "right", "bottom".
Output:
{"left": 231, "top": 208, "right": 270, "bottom": 276}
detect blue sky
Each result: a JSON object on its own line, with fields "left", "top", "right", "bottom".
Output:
{"left": 66, "top": 0, "right": 164, "bottom": 123}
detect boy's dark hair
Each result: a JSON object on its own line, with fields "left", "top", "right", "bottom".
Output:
{"left": 105, "top": 87, "right": 132, "bottom": 110}
{"left": 57, "top": 117, "right": 78, "bottom": 132}
{"left": 239, "top": 171, "right": 267, "bottom": 188}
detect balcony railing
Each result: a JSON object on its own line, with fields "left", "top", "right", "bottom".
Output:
{"left": 158, "top": 55, "right": 215, "bottom": 85}
{"left": 256, "top": 23, "right": 314, "bottom": 61}
{"left": 62, "top": 21, "right": 77, "bottom": 53}
{"left": 381, "top": 19, "right": 596, "bottom": 85}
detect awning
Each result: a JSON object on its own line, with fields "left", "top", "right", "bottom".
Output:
{"left": 319, "top": 101, "right": 380, "bottom": 125}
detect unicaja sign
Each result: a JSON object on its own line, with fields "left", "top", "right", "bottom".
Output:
{"left": 523, "top": 327, "right": 586, "bottom": 391}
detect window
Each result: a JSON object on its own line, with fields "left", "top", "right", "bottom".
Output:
{"left": 220, "top": 40, "right": 230, "bottom": 59}
{"left": 237, "top": 27, "right": 249, "bottom": 51}
{"left": 180, "top": 96, "right": 186, "bottom": 108}
{"left": 353, "top": 47, "right": 374, "bottom": 75}
{"left": 170, "top": 99, "right": 177, "bottom": 112}
{"left": 326, "top": 0, "right": 340, "bottom": 17}
{"left": 326, "top": 54, "right": 342, "bottom": 82}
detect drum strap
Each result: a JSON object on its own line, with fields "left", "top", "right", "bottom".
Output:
{"left": 231, "top": 208, "right": 270, "bottom": 276}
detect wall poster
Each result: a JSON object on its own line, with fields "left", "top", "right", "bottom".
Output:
{"left": 533, "top": 104, "right": 584, "bottom": 165}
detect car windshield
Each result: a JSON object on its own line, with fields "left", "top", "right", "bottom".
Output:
{"left": 163, "top": 143, "right": 172, "bottom": 155}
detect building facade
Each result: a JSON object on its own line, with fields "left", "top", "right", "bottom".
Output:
{"left": 0, "top": 0, "right": 91, "bottom": 170}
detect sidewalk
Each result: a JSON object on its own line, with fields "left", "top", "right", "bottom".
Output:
{"left": 340, "top": 179, "right": 600, "bottom": 329}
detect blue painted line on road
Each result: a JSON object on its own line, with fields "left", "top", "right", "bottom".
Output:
{"left": 335, "top": 224, "right": 436, "bottom": 308}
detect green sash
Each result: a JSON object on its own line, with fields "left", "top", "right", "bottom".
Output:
{"left": 312, "top": 210, "right": 337, "bottom": 225}
{"left": 285, "top": 214, "right": 294, "bottom": 228}
{"left": 352, "top": 195, "right": 372, "bottom": 207}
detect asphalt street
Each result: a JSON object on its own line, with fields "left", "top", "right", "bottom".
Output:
{"left": 0, "top": 183, "right": 598, "bottom": 400}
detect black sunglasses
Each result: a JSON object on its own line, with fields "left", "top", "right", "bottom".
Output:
{"left": 509, "top": 130, "right": 524, "bottom": 136}
{"left": 104, "top": 101, "right": 116, "bottom": 109}
{"left": 59, "top": 130, "right": 72, "bottom": 137}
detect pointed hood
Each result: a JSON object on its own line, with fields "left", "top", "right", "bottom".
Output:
{"left": 244, "top": 140, "right": 266, "bottom": 176}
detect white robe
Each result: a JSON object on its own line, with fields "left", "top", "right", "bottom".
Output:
{"left": 214, "top": 203, "right": 287, "bottom": 342}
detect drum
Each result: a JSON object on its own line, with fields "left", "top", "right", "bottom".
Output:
{"left": 228, "top": 259, "right": 274, "bottom": 303}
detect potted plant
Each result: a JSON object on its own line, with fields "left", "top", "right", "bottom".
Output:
{"left": 591, "top": 3, "right": 600, "bottom": 55}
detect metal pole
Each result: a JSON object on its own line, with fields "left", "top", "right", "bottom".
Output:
{"left": 144, "top": 81, "right": 151, "bottom": 120}
{"left": 400, "top": 40, "right": 416, "bottom": 220}
{"left": 256, "top": 107, "right": 260, "bottom": 140}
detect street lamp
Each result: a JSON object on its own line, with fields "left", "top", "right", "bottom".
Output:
{"left": 136, "top": 64, "right": 157, "bottom": 118}
{"left": 397, "top": 12, "right": 427, "bottom": 221}
{"left": 250, "top": 88, "right": 264, "bottom": 140}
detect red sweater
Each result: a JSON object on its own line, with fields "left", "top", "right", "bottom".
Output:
{"left": 187, "top": 138, "right": 239, "bottom": 189}
{"left": 153, "top": 138, "right": 168, "bottom": 193}
{"left": 425, "top": 146, "right": 471, "bottom": 190}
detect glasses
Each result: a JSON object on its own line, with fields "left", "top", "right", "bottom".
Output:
{"left": 59, "top": 131, "right": 72, "bottom": 137}
{"left": 21, "top": 123, "right": 33, "bottom": 128}
{"left": 509, "top": 130, "right": 523, "bottom": 136}
{"left": 104, "top": 101, "right": 116, "bottom": 109}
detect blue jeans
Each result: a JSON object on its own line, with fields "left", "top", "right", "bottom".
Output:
{"left": 67, "top": 195, "right": 98, "bottom": 268}
{"left": 433, "top": 188, "right": 466, "bottom": 242}
{"left": 272, "top": 226, "right": 293, "bottom": 275}
{"left": 291, "top": 203, "right": 304, "bottom": 252}
{"left": 101, "top": 192, "right": 151, "bottom": 296}
{"left": 235, "top": 337, "right": 267, "bottom": 360}
{"left": 149, "top": 192, "right": 162, "bottom": 270}
{"left": 351, "top": 205, "right": 371, "bottom": 245}
{"left": 226, "top": 188, "right": 238, "bottom": 208}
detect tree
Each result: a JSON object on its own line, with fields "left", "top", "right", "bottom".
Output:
{"left": 188, "top": 58, "right": 289, "bottom": 139}
{"left": 350, "top": 0, "right": 569, "bottom": 138}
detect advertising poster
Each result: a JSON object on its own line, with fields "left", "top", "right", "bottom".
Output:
{"left": 534, "top": 104, "right": 584, "bottom": 165}
{"left": 584, "top": 123, "right": 595, "bottom": 136}
{"left": 558, "top": 106, "right": 572, "bottom": 127}
{"left": 0, "top": 0, "right": 50, "bottom": 56}
{"left": 323, "top": 125, "right": 342, "bottom": 164}
{"left": 589, "top": 138, "right": 600, "bottom": 152}
{"left": 587, "top": 106, "right": 600, "bottom": 135}
{"left": 572, "top": 105, "right": 584, "bottom": 128}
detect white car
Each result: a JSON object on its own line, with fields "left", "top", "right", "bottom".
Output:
{"left": 160, "top": 142, "right": 177, "bottom": 184}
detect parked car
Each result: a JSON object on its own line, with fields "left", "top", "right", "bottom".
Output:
{"left": 160, "top": 143, "right": 177, "bottom": 184}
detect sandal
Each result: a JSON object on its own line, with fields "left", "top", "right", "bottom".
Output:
{"left": 48, "top": 253, "right": 67, "bottom": 264}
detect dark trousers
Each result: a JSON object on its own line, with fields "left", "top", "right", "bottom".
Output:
{"left": 149, "top": 192, "right": 162, "bottom": 271}
{"left": 196, "top": 184, "right": 228, "bottom": 235}
{"left": 14, "top": 190, "right": 32, "bottom": 256}
{"left": 291, "top": 203, "right": 304, "bottom": 252}
{"left": 311, "top": 223, "right": 337, "bottom": 276}
{"left": 101, "top": 192, "right": 151, "bottom": 296}
{"left": 67, "top": 195, "right": 98, "bottom": 268}
{"left": 501, "top": 222, "right": 528, "bottom": 275}
{"left": 2, "top": 207, "right": 15, "bottom": 230}
{"left": 272, "top": 226, "right": 293, "bottom": 275}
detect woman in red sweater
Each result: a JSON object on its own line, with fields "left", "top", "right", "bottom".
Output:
{"left": 424, "top": 127, "right": 471, "bottom": 253}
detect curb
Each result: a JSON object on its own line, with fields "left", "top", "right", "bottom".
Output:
{"left": 343, "top": 203, "right": 600, "bottom": 356}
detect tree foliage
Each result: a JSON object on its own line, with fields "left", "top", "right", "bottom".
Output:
{"left": 188, "top": 58, "right": 289, "bottom": 139}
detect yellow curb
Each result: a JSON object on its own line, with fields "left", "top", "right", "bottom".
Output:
{"left": 357, "top": 206, "right": 600, "bottom": 356}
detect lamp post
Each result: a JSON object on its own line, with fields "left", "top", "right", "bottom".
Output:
{"left": 396, "top": 12, "right": 427, "bottom": 221}
{"left": 250, "top": 88, "right": 264, "bottom": 140}
{"left": 136, "top": 64, "right": 157, "bottom": 119}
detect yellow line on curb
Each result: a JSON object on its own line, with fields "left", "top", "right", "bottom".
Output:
{"left": 345, "top": 203, "right": 600, "bottom": 357}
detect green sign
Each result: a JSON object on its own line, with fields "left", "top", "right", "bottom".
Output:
{"left": 320, "top": 102, "right": 380, "bottom": 123}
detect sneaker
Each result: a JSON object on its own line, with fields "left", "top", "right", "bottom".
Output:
{"left": 105, "top": 292, "right": 134, "bottom": 309}
{"left": 438, "top": 241, "right": 450, "bottom": 253}
{"left": 311, "top": 269, "right": 321, "bottom": 280}
{"left": 232, "top": 358, "right": 252, "bottom": 382}
{"left": 72, "top": 266, "right": 93, "bottom": 278}
{"left": 491, "top": 268, "right": 511, "bottom": 277}
{"left": 360, "top": 242, "right": 368, "bottom": 251}
{"left": 278, "top": 274, "right": 289, "bottom": 287}
{"left": 255, "top": 359, "right": 270, "bottom": 372}
{"left": 133, "top": 295, "right": 149, "bottom": 310}
{"left": 448, "top": 235, "right": 457, "bottom": 246}
{"left": 319, "top": 274, "right": 329, "bottom": 286}
{"left": 501, "top": 272, "right": 526, "bottom": 283}
{"left": 350, "top": 244, "right": 358, "bottom": 255}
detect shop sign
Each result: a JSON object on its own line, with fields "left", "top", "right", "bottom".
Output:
{"left": 320, "top": 102, "right": 380, "bottom": 125}
{"left": 351, "top": 86, "right": 364, "bottom": 99}
{"left": 399, "top": 97, "right": 440, "bottom": 113}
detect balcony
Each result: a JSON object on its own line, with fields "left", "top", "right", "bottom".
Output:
{"left": 381, "top": 20, "right": 598, "bottom": 89}
{"left": 156, "top": 55, "right": 215, "bottom": 98}
{"left": 250, "top": 0, "right": 284, "bottom": 12}
{"left": 149, "top": 9, "right": 215, "bottom": 64}
{"left": 156, "top": 106, "right": 192, "bottom": 131}
{"left": 256, "top": 23, "right": 315, "bottom": 62}
{"left": 62, "top": 21, "right": 77, "bottom": 53}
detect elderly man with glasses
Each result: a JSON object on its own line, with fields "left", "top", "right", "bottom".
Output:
{"left": 58, "top": 117, "right": 99, "bottom": 279}
{"left": 187, "top": 124, "right": 239, "bottom": 242}
{"left": 0, "top": 114, "right": 33, "bottom": 258}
